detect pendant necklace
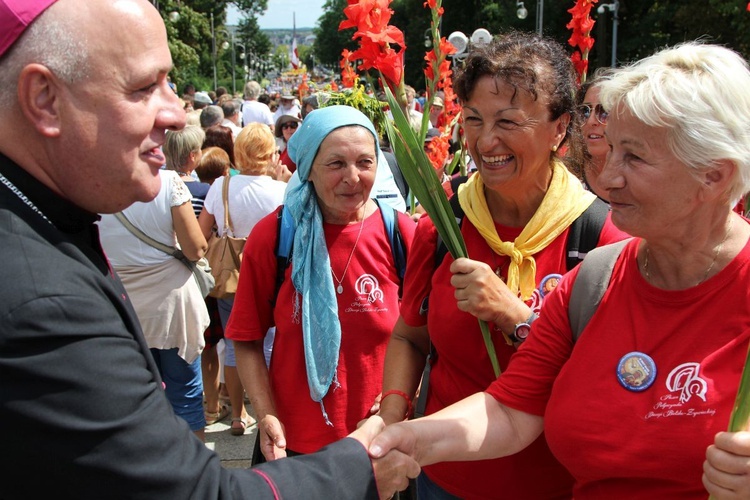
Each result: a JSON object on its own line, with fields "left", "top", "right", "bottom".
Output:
{"left": 643, "top": 216, "right": 733, "bottom": 287}
{"left": 330, "top": 215, "right": 365, "bottom": 294}
{"left": 619, "top": 218, "right": 734, "bottom": 392}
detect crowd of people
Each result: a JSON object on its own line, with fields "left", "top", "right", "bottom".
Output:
{"left": 3, "top": 0, "right": 750, "bottom": 499}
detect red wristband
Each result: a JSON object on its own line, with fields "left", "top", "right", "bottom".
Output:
{"left": 381, "top": 389, "right": 412, "bottom": 419}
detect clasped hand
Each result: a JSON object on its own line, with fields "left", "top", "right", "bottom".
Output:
{"left": 350, "top": 417, "right": 420, "bottom": 499}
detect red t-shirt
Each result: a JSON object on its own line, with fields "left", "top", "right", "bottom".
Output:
{"left": 401, "top": 211, "right": 627, "bottom": 499}
{"left": 226, "top": 207, "right": 415, "bottom": 453}
{"left": 488, "top": 236, "right": 750, "bottom": 498}
{"left": 279, "top": 149, "right": 296, "bottom": 174}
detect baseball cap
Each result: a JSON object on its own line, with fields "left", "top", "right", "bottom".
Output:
{"left": 0, "top": 0, "right": 59, "bottom": 58}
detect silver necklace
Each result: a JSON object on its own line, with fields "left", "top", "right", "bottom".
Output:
{"left": 0, "top": 172, "right": 51, "bottom": 225}
{"left": 643, "top": 216, "right": 733, "bottom": 286}
{"left": 330, "top": 215, "right": 366, "bottom": 294}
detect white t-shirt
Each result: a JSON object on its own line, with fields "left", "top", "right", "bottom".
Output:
{"left": 273, "top": 103, "right": 301, "bottom": 123}
{"left": 203, "top": 174, "right": 286, "bottom": 238}
{"left": 241, "top": 100, "right": 274, "bottom": 128}
{"left": 99, "top": 170, "right": 191, "bottom": 267}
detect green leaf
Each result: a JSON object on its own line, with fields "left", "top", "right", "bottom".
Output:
{"left": 728, "top": 338, "right": 750, "bottom": 432}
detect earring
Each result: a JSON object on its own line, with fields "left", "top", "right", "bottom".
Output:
{"left": 551, "top": 145, "right": 558, "bottom": 152}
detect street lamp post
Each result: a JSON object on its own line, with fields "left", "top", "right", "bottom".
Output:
{"left": 597, "top": 1, "right": 620, "bottom": 67}
{"left": 236, "top": 43, "right": 247, "bottom": 88}
{"left": 536, "top": 0, "right": 544, "bottom": 35}
{"left": 211, "top": 13, "right": 217, "bottom": 91}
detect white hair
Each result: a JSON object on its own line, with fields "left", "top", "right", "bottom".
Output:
{"left": 599, "top": 42, "right": 750, "bottom": 206}
{"left": 244, "top": 81, "right": 262, "bottom": 100}
{"left": 0, "top": 7, "right": 89, "bottom": 111}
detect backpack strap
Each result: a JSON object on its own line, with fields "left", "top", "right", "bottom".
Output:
{"left": 373, "top": 199, "right": 407, "bottom": 296}
{"left": 272, "top": 205, "right": 295, "bottom": 306}
{"left": 565, "top": 197, "right": 610, "bottom": 271}
{"left": 272, "top": 201, "right": 408, "bottom": 305}
{"left": 568, "top": 238, "right": 631, "bottom": 342}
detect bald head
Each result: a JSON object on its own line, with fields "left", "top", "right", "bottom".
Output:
{"left": 0, "top": 0, "right": 163, "bottom": 112}
{"left": 0, "top": 0, "right": 185, "bottom": 214}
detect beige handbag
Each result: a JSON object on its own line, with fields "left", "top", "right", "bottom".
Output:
{"left": 205, "top": 176, "right": 246, "bottom": 299}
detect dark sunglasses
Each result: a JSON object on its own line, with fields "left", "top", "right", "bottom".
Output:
{"left": 281, "top": 122, "right": 299, "bottom": 130}
{"left": 578, "top": 104, "right": 608, "bottom": 125}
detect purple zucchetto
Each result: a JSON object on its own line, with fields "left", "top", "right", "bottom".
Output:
{"left": 0, "top": 0, "right": 59, "bottom": 58}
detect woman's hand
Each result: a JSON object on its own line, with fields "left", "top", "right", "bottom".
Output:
{"left": 449, "top": 257, "right": 531, "bottom": 332}
{"left": 703, "top": 431, "right": 750, "bottom": 498}
{"left": 271, "top": 151, "right": 292, "bottom": 183}
{"left": 258, "top": 414, "right": 288, "bottom": 461}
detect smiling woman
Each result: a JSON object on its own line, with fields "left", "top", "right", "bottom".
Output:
{"left": 377, "top": 30, "right": 629, "bottom": 500}
{"left": 224, "top": 105, "right": 415, "bottom": 463}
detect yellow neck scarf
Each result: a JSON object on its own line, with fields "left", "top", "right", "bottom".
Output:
{"left": 458, "top": 159, "right": 595, "bottom": 300}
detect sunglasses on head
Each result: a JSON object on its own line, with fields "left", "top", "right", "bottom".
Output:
{"left": 578, "top": 103, "right": 608, "bottom": 124}
{"left": 281, "top": 122, "right": 298, "bottom": 130}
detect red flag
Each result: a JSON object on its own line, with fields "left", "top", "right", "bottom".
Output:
{"left": 290, "top": 37, "right": 300, "bottom": 69}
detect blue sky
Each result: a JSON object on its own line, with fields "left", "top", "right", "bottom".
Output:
{"left": 228, "top": 0, "right": 327, "bottom": 29}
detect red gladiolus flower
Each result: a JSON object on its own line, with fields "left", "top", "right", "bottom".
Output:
{"left": 426, "top": 134, "right": 450, "bottom": 171}
{"left": 339, "top": 0, "right": 406, "bottom": 91}
{"left": 340, "top": 49, "right": 358, "bottom": 88}
{"left": 340, "top": 0, "right": 394, "bottom": 32}
{"left": 570, "top": 51, "right": 588, "bottom": 80}
{"left": 567, "top": 0, "right": 598, "bottom": 82}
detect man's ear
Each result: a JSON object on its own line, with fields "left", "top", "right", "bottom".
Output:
{"left": 16, "top": 63, "right": 62, "bottom": 138}
{"left": 701, "top": 159, "right": 736, "bottom": 202}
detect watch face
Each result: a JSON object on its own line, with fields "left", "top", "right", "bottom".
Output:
{"left": 515, "top": 324, "right": 531, "bottom": 341}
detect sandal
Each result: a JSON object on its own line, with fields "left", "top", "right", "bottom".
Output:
{"left": 204, "top": 405, "right": 230, "bottom": 425}
{"left": 230, "top": 416, "right": 256, "bottom": 436}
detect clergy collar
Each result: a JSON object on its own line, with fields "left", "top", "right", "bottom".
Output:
{"left": 0, "top": 151, "right": 100, "bottom": 233}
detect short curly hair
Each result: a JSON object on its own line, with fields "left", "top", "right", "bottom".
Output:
{"left": 454, "top": 30, "right": 577, "bottom": 149}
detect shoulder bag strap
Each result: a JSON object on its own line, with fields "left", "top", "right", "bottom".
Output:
{"left": 222, "top": 174, "right": 235, "bottom": 236}
{"left": 114, "top": 212, "right": 182, "bottom": 259}
{"left": 568, "top": 238, "right": 631, "bottom": 343}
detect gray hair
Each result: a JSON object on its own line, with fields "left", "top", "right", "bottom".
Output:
{"left": 199, "top": 105, "right": 224, "bottom": 129}
{"left": 220, "top": 99, "right": 241, "bottom": 118}
{"left": 0, "top": 8, "right": 89, "bottom": 112}
{"left": 599, "top": 42, "right": 750, "bottom": 205}
{"left": 163, "top": 126, "right": 206, "bottom": 171}
{"left": 244, "top": 81, "right": 262, "bottom": 100}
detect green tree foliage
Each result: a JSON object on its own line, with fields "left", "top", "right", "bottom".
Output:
{"left": 163, "top": 0, "right": 750, "bottom": 94}
{"left": 313, "top": 0, "right": 357, "bottom": 67}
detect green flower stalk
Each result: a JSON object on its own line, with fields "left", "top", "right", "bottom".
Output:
{"left": 728, "top": 340, "right": 750, "bottom": 432}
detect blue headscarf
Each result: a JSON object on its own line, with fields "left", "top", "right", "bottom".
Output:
{"left": 286, "top": 105, "right": 379, "bottom": 425}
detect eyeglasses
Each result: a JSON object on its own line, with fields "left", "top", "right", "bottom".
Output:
{"left": 578, "top": 104, "right": 608, "bottom": 125}
{"left": 281, "top": 122, "right": 298, "bottom": 130}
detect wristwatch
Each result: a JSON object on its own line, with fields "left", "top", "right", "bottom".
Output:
{"left": 507, "top": 312, "right": 539, "bottom": 343}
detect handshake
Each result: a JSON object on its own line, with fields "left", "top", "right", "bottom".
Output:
{"left": 348, "top": 416, "right": 420, "bottom": 500}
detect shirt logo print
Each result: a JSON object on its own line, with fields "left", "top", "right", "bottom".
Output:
{"left": 666, "top": 362, "right": 708, "bottom": 404}
{"left": 355, "top": 274, "right": 383, "bottom": 303}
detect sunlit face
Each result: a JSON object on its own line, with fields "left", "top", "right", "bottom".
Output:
{"left": 462, "top": 76, "right": 568, "bottom": 193}
{"left": 307, "top": 126, "right": 377, "bottom": 224}
{"left": 581, "top": 86, "right": 609, "bottom": 163}
{"left": 281, "top": 120, "right": 298, "bottom": 142}
{"left": 54, "top": 0, "right": 185, "bottom": 213}
{"left": 600, "top": 106, "right": 703, "bottom": 238}
{"left": 430, "top": 105, "right": 443, "bottom": 124}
